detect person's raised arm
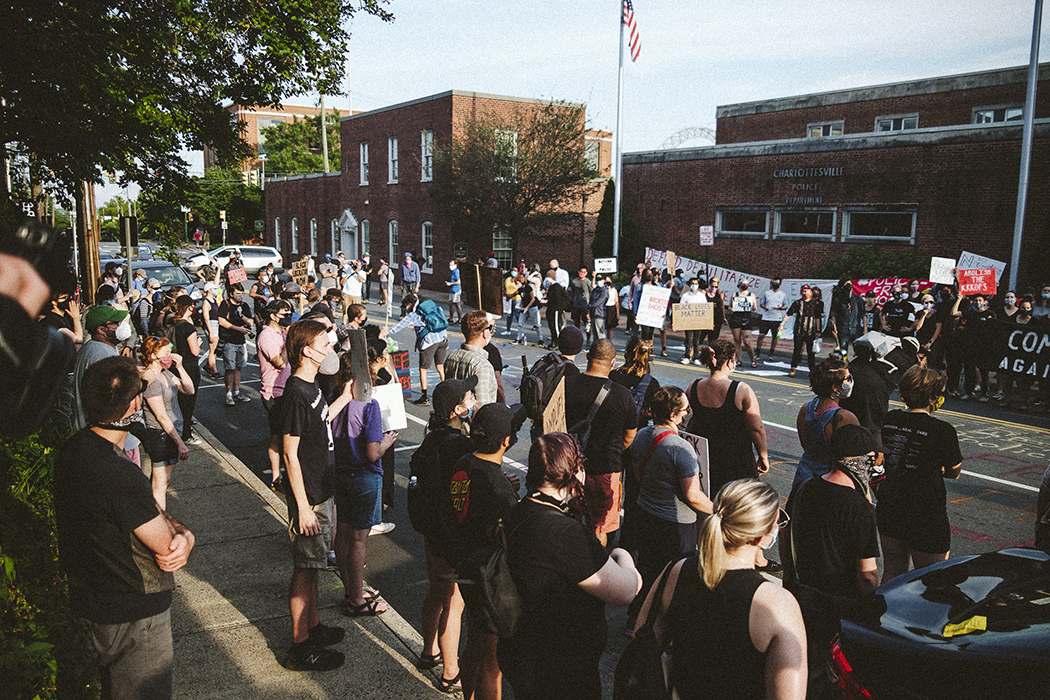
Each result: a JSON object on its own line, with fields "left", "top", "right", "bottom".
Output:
{"left": 168, "top": 353, "right": 195, "bottom": 395}
{"left": 577, "top": 547, "right": 642, "bottom": 606}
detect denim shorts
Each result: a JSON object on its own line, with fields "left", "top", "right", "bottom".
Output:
{"left": 334, "top": 468, "right": 383, "bottom": 530}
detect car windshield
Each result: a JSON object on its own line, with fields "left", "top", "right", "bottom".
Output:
{"left": 139, "top": 265, "right": 193, "bottom": 287}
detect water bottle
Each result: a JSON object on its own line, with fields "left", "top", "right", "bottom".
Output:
{"left": 408, "top": 476, "right": 418, "bottom": 490}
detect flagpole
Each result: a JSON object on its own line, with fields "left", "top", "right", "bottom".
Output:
{"left": 612, "top": 0, "right": 626, "bottom": 261}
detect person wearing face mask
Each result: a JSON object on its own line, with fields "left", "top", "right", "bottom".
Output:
{"left": 40, "top": 290, "right": 84, "bottom": 345}
{"left": 786, "top": 285, "right": 824, "bottom": 377}
{"left": 728, "top": 279, "right": 758, "bottom": 367}
{"left": 756, "top": 277, "right": 788, "bottom": 363}
{"left": 201, "top": 282, "right": 223, "bottom": 379}
{"left": 877, "top": 366, "right": 962, "bottom": 583}
{"left": 446, "top": 259, "right": 463, "bottom": 324}
{"left": 678, "top": 277, "right": 706, "bottom": 364}
{"left": 603, "top": 275, "right": 619, "bottom": 339}
{"left": 906, "top": 279, "right": 924, "bottom": 305}
{"left": 792, "top": 358, "right": 860, "bottom": 493}
{"left": 218, "top": 283, "right": 254, "bottom": 406}
{"left": 829, "top": 278, "right": 864, "bottom": 360}
{"left": 318, "top": 253, "right": 339, "bottom": 291}
{"left": 499, "top": 432, "right": 642, "bottom": 700}
{"left": 139, "top": 336, "right": 194, "bottom": 510}
{"left": 997, "top": 298, "right": 1038, "bottom": 410}
{"left": 71, "top": 306, "right": 135, "bottom": 431}
{"left": 1000, "top": 290, "right": 1019, "bottom": 321}
{"left": 249, "top": 270, "right": 273, "bottom": 334}
{"left": 1033, "top": 283, "right": 1050, "bottom": 319}
{"left": 880, "top": 284, "right": 918, "bottom": 338}
{"left": 408, "top": 377, "right": 479, "bottom": 691}
{"left": 953, "top": 293, "right": 996, "bottom": 401}
{"left": 914, "top": 294, "right": 941, "bottom": 355}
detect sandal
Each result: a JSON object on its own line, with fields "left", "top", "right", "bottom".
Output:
{"left": 342, "top": 587, "right": 380, "bottom": 607}
{"left": 751, "top": 359, "right": 758, "bottom": 368}
{"left": 417, "top": 652, "right": 441, "bottom": 670}
{"left": 344, "top": 597, "right": 388, "bottom": 617}
{"left": 436, "top": 673, "right": 462, "bottom": 693}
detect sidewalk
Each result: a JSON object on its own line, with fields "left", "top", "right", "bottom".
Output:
{"left": 165, "top": 421, "right": 451, "bottom": 699}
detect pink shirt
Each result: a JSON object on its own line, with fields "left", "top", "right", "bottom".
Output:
{"left": 258, "top": 326, "right": 290, "bottom": 399}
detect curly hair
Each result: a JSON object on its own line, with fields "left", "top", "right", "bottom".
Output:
{"left": 700, "top": 338, "right": 736, "bottom": 371}
{"left": 810, "top": 357, "right": 849, "bottom": 398}
{"left": 139, "top": 335, "right": 171, "bottom": 365}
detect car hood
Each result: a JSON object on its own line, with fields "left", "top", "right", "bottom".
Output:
{"left": 868, "top": 548, "right": 1050, "bottom": 658}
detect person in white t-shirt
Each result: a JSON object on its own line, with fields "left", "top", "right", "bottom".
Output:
{"left": 679, "top": 277, "right": 707, "bottom": 365}
{"left": 340, "top": 261, "right": 366, "bottom": 307}
{"left": 756, "top": 278, "right": 788, "bottom": 362}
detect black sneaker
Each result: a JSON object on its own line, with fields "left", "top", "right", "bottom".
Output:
{"left": 285, "top": 641, "right": 345, "bottom": 671}
{"left": 413, "top": 395, "right": 430, "bottom": 406}
{"left": 308, "top": 622, "right": 346, "bottom": 647}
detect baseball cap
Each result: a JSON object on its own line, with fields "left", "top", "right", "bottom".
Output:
{"left": 85, "top": 305, "right": 129, "bottom": 330}
{"left": 558, "top": 325, "right": 585, "bottom": 355}
{"left": 471, "top": 403, "right": 528, "bottom": 444}
{"left": 404, "top": 252, "right": 412, "bottom": 258}
{"left": 324, "top": 253, "right": 332, "bottom": 260}
{"left": 801, "top": 284, "right": 812, "bottom": 291}
{"left": 147, "top": 278, "right": 161, "bottom": 289}
{"left": 829, "top": 424, "right": 880, "bottom": 460}
{"left": 283, "top": 281, "right": 302, "bottom": 294}
{"left": 433, "top": 376, "right": 479, "bottom": 419}
{"left": 204, "top": 281, "right": 219, "bottom": 293}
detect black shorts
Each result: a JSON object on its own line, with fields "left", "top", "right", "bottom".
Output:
{"left": 876, "top": 502, "right": 952, "bottom": 554}
{"left": 728, "top": 313, "right": 752, "bottom": 330}
{"left": 758, "top": 319, "right": 781, "bottom": 336}
{"left": 145, "top": 428, "right": 178, "bottom": 465}
{"left": 419, "top": 339, "right": 448, "bottom": 369}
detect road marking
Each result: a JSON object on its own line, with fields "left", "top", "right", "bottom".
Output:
{"left": 198, "top": 379, "right": 261, "bottom": 389}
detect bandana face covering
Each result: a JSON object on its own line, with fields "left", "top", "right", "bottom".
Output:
{"left": 838, "top": 455, "right": 875, "bottom": 492}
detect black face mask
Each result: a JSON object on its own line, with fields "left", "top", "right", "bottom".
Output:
{"left": 278, "top": 316, "right": 293, "bottom": 327}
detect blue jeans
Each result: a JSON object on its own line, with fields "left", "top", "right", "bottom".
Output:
{"left": 516, "top": 306, "right": 543, "bottom": 343}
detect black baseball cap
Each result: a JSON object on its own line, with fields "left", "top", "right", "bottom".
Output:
{"left": 471, "top": 403, "right": 528, "bottom": 443}
{"left": 433, "top": 376, "right": 479, "bottom": 419}
{"left": 829, "top": 424, "right": 881, "bottom": 460}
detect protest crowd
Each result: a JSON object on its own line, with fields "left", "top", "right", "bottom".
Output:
{"left": 32, "top": 240, "right": 1050, "bottom": 700}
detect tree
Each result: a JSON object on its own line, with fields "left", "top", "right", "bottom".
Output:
{"left": 591, "top": 179, "right": 648, "bottom": 277}
{"left": 261, "top": 111, "right": 341, "bottom": 177}
{"left": 429, "top": 101, "right": 601, "bottom": 261}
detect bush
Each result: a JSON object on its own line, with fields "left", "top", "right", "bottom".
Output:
{"left": 808, "top": 245, "right": 928, "bottom": 281}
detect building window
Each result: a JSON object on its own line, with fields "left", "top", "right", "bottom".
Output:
{"left": 274, "top": 217, "right": 281, "bottom": 251}
{"left": 716, "top": 207, "right": 769, "bottom": 238}
{"left": 807, "top": 121, "right": 843, "bottom": 138}
{"left": 389, "top": 220, "right": 399, "bottom": 261}
{"left": 257, "top": 117, "right": 285, "bottom": 156}
{"left": 388, "top": 137, "right": 399, "bottom": 183}
{"left": 875, "top": 114, "right": 918, "bottom": 132}
{"left": 331, "top": 220, "right": 338, "bottom": 256}
{"left": 421, "top": 221, "right": 433, "bottom": 274}
{"left": 362, "top": 220, "right": 370, "bottom": 256}
{"left": 359, "top": 142, "right": 369, "bottom": 185}
{"left": 291, "top": 218, "right": 298, "bottom": 254}
{"left": 774, "top": 208, "right": 836, "bottom": 240}
{"left": 585, "top": 140, "right": 600, "bottom": 172}
{"left": 492, "top": 227, "right": 512, "bottom": 270}
{"left": 495, "top": 129, "right": 517, "bottom": 181}
{"left": 310, "top": 218, "right": 318, "bottom": 255}
{"left": 421, "top": 130, "right": 434, "bottom": 182}
{"left": 973, "top": 105, "right": 1023, "bottom": 124}
{"left": 844, "top": 208, "right": 916, "bottom": 243}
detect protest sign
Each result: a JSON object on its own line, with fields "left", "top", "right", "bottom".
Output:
{"left": 958, "top": 269, "right": 996, "bottom": 296}
{"left": 636, "top": 284, "right": 671, "bottom": 329}
{"left": 850, "top": 278, "right": 934, "bottom": 306}
{"left": 291, "top": 259, "right": 309, "bottom": 287}
{"left": 542, "top": 377, "right": 566, "bottom": 435}
{"left": 373, "top": 382, "right": 408, "bottom": 431}
{"left": 672, "top": 303, "right": 714, "bottom": 331}
{"left": 390, "top": 350, "right": 412, "bottom": 394}
{"left": 666, "top": 251, "right": 676, "bottom": 277}
{"left": 226, "top": 267, "right": 248, "bottom": 286}
{"left": 461, "top": 263, "right": 503, "bottom": 316}
{"left": 958, "top": 251, "right": 1006, "bottom": 283}
{"left": 594, "top": 257, "right": 618, "bottom": 274}
{"left": 993, "top": 322, "right": 1050, "bottom": 383}
{"left": 929, "top": 257, "right": 957, "bottom": 285}
{"left": 678, "top": 431, "right": 711, "bottom": 497}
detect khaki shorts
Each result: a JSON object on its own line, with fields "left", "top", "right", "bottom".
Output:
{"left": 584, "top": 472, "right": 623, "bottom": 534}
{"left": 288, "top": 497, "right": 333, "bottom": 569}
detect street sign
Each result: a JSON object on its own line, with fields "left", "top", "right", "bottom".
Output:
{"left": 594, "top": 257, "right": 618, "bottom": 274}
{"left": 221, "top": 221, "right": 228, "bottom": 230}
{"left": 700, "top": 225, "right": 714, "bottom": 247}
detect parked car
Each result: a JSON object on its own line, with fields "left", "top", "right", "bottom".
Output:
{"left": 183, "top": 245, "right": 283, "bottom": 276}
{"left": 133, "top": 260, "right": 202, "bottom": 298}
{"left": 827, "top": 547, "right": 1050, "bottom": 699}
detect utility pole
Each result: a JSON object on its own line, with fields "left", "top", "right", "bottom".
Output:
{"left": 1009, "top": 0, "right": 1043, "bottom": 291}
{"left": 320, "top": 94, "right": 330, "bottom": 173}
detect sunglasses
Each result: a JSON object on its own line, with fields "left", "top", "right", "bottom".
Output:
{"left": 486, "top": 325, "right": 495, "bottom": 333}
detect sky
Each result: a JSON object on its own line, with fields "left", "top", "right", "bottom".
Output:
{"left": 98, "top": 0, "right": 1049, "bottom": 204}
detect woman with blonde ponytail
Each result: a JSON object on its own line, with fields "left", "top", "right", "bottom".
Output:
{"left": 635, "top": 479, "right": 808, "bottom": 700}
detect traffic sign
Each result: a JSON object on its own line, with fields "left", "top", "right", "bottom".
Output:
{"left": 700, "top": 225, "right": 714, "bottom": 247}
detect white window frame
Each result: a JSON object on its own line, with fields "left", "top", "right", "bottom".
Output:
{"left": 362, "top": 220, "right": 370, "bottom": 256}
{"left": 972, "top": 104, "right": 1024, "bottom": 124}
{"left": 494, "top": 128, "right": 518, "bottom": 181}
{"left": 715, "top": 207, "right": 769, "bottom": 239}
{"left": 421, "top": 221, "right": 433, "bottom": 274}
{"left": 274, "top": 217, "right": 281, "bottom": 251}
{"left": 290, "top": 218, "right": 298, "bottom": 254}
{"left": 584, "top": 139, "right": 600, "bottom": 172}
{"left": 421, "top": 130, "right": 434, "bottom": 182}
{"left": 843, "top": 207, "right": 917, "bottom": 244}
{"left": 359, "top": 141, "right": 369, "bottom": 185}
{"left": 389, "top": 220, "right": 399, "bottom": 262}
{"left": 806, "top": 121, "right": 844, "bottom": 138}
{"left": 388, "top": 137, "right": 399, "bottom": 183}
{"left": 492, "top": 227, "right": 513, "bottom": 270}
{"left": 875, "top": 113, "right": 919, "bottom": 132}
{"left": 310, "top": 218, "right": 318, "bottom": 255}
{"left": 331, "top": 220, "right": 338, "bottom": 256}
{"left": 773, "top": 207, "right": 837, "bottom": 241}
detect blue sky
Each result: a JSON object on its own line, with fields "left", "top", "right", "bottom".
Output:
{"left": 98, "top": 0, "right": 1049, "bottom": 203}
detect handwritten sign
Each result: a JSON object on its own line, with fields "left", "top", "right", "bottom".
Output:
{"left": 929, "top": 257, "right": 957, "bottom": 285}
{"left": 672, "top": 303, "right": 714, "bottom": 331}
{"left": 226, "top": 267, "right": 247, "bottom": 286}
{"left": 542, "top": 377, "right": 566, "bottom": 434}
{"left": 594, "top": 257, "right": 618, "bottom": 274}
{"left": 635, "top": 284, "right": 671, "bottom": 329}
{"left": 291, "top": 259, "right": 310, "bottom": 287}
{"left": 731, "top": 293, "right": 756, "bottom": 314}
{"left": 958, "top": 251, "right": 1006, "bottom": 283}
{"left": 390, "top": 350, "right": 412, "bottom": 394}
{"left": 958, "top": 268, "right": 996, "bottom": 296}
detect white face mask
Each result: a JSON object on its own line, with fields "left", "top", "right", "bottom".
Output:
{"left": 115, "top": 321, "right": 132, "bottom": 342}
{"left": 318, "top": 347, "right": 340, "bottom": 375}
{"left": 837, "top": 378, "right": 854, "bottom": 399}
{"left": 114, "top": 267, "right": 123, "bottom": 277}
{"left": 764, "top": 528, "right": 779, "bottom": 550}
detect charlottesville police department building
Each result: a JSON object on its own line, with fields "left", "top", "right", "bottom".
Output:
{"left": 621, "top": 63, "right": 1050, "bottom": 284}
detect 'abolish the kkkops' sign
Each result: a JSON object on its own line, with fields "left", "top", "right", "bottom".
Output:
{"left": 958, "top": 268, "right": 996, "bottom": 296}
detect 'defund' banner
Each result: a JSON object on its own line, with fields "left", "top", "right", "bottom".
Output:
{"left": 994, "top": 324, "right": 1050, "bottom": 380}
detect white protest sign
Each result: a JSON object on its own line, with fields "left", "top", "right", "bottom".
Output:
{"left": 635, "top": 284, "right": 671, "bottom": 329}
{"left": 929, "top": 257, "right": 957, "bottom": 285}
{"left": 699, "top": 225, "right": 714, "bottom": 247}
{"left": 957, "top": 251, "right": 1006, "bottom": 283}
{"left": 678, "top": 431, "right": 711, "bottom": 497}
{"left": 594, "top": 257, "right": 618, "bottom": 274}
{"left": 372, "top": 383, "right": 408, "bottom": 431}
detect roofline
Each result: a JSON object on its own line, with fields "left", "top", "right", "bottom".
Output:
{"left": 716, "top": 63, "right": 1050, "bottom": 119}
{"left": 341, "top": 90, "right": 585, "bottom": 123}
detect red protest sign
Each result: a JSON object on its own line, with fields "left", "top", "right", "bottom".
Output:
{"left": 226, "top": 267, "right": 248, "bottom": 285}
{"left": 957, "top": 269, "right": 996, "bottom": 296}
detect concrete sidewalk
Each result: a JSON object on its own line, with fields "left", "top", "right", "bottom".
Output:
{"left": 164, "top": 421, "right": 452, "bottom": 699}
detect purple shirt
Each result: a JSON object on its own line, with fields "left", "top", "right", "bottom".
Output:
{"left": 331, "top": 398, "right": 384, "bottom": 474}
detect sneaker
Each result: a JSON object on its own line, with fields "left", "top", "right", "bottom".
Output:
{"left": 693, "top": 359, "right": 703, "bottom": 366}
{"left": 959, "top": 394, "right": 971, "bottom": 401}
{"left": 369, "top": 522, "right": 396, "bottom": 536}
{"left": 186, "top": 436, "right": 202, "bottom": 446}
{"left": 309, "top": 622, "right": 346, "bottom": 647}
{"left": 327, "top": 552, "right": 338, "bottom": 570}
{"left": 978, "top": 394, "right": 990, "bottom": 403}
{"left": 234, "top": 393, "right": 251, "bottom": 403}
{"left": 413, "top": 395, "right": 431, "bottom": 406}
{"left": 680, "top": 357, "right": 691, "bottom": 365}
{"left": 225, "top": 393, "right": 235, "bottom": 406}
{"left": 284, "top": 642, "right": 344, "bottom": 672}
{"left": 660, "top": 350, "right": 668, "bottom": 357}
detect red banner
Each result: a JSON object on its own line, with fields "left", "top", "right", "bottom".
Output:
{"left": 849, "top": 278, "right": 935, "bottom": 306}
{"left": 957, "top": 269, "right": 996, "bottom": 296}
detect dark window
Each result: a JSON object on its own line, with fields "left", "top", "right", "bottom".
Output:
{"left": 847, "top": 212, "right": 915, "bottom": 240}
{"left": 779, "top": 211, "right": 834, "bottom": 236}
{"left": 720, "top": 210, "right": 767, "bottom": 234}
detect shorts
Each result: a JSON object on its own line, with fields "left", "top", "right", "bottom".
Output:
{"left": 222, "top": 342, "right": 247, "bottom": 370}
{"left": 208, "top": 320, "right": 219, "bottom": 339}
{"left": 288, "top": 497, "right": 334, "bottom": 569}
{"left": 334, "top": 469, "right": 383, "bottom": 530}
{"left": 91, "top": 609, "right": 173, "bottom": 700}
{"left": 728, "top": 313, "right": 752, "bottom": 330}
{"left": 584, "top": 472, "right": 623, "bottom": 534}
{"left": 145, "top": 428, "right": 179, "bottom": 466}
{"left": 449, "top": 291, "right": 462, "bottom": 303}
{"left": 420, "top": 340, "right": 448, "bottom": 369}
{"left": 758, "top": 319, "right": 781, "bottom": 336}
{"left": 342, "top": 293, "right": 361, "bottom": 308}
{"left": 876, "top": 501, "right": 951, "bottom": 555}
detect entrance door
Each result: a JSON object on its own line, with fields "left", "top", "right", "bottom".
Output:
{"left": 337, "top": 209, "right": 359, "bottom": 259}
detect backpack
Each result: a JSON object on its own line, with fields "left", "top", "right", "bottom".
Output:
{"left": 629, "top": 374, "right": 653, "bottom": 421}
{"left": 520, "top": 352, "right": 574, "bottom": 421}
{"left": 416, "top": 299, "right": 449, "bottom": 343}
{"left": 454, "top": 519, "right": 523, "bottom": 638}
{"left": 407, "top": 430, "right": 472, "bottom": 553}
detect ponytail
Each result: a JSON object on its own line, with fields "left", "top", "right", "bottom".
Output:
{"left": 696, "top": 478, "right": 780, "bottom": 590}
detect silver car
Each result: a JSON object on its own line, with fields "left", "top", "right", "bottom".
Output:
{"left": 183, "top": 245, "right": 284, "bottom": 275}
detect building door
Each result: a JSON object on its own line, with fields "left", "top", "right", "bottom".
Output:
{"left": 337, "top": 208, "right": 358, "bottom": 259}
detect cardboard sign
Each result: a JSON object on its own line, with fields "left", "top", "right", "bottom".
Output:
{"left": 291, "top": 259, "right": 310, "bottom": 287}
{"left": 346, "top": 329, "right": 371, "bottom": 401}
{"left": 672, "top": 303, "right": 714, "bottom": 331}
{"left": 958, "top": 268, "right": 996, "bottom": 296}
{"left": 372, "top": 382, "right": 408, "bottom": 431}
{"left": 226, "top": 267, "right": 248, "bottom": 286}
{"left": 461, "top": 263, "right": 504, "bottom": 316}
{"left": 958, "top": 251, "right": 1006, "bottom": 283}
{"left": 635, "top": 284, "right": 671, "bottom": 329}
{"left": 542, "top": 377, "right": 566, "bottom": 434}
{"left": 666, "top": 251, "right": 676, "bottom": 276}
{"left": 678, "top": 430, "right": 712, "bottom": 497}
{"left": 929, "top": 257, "right": 957, "bottom": 285}
{"left": 699, "top": 225, "right": 714, "bottom": 247}
{"left": 594, "top": 257, "right": 618, "bottom": 275}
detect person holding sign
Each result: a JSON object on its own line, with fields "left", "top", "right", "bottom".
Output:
{"left": 728, "top": 280, "right": 758, "bottom": 368}
{"left": 679, "top": 278, "right": 706, "bottom": 364}
{"left": 222, "top": 250, "right": 246, "bottom": 296}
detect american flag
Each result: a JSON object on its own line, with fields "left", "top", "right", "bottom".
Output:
{"left": 622, "top": 0, "right": 641, "bottom": 62}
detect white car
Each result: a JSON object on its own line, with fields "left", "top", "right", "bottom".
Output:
{"left": 183, "top": 245, "right": 284, "bottom": 276}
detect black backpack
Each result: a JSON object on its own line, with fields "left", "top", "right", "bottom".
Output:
{"left": 519, "top": 352, "right": 574, "bottom": 422}
{"left": 408, "top": 429, "right": 473, "bottom": 559}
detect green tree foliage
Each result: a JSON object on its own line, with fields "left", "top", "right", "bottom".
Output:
{"left": 0, "top": 0, "right": 392, "bottom": 197}
{"left": 808, "top": 245, "right": 929, "bottom": 281}
{"left": 261, "top": 111, "right": 341, "bottom": 177}
{"left": 429, "top": 101, "right": 600, "bottom": 261}
{"left": 591, "top": 179, "right": 648, "bottom": 276}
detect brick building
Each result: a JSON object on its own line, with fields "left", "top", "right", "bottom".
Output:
{"left": 622, "top": 64, "right": 1050, "bottom": 284}
{"left": 264, "top": 90, "right": 611, "bottom": 289}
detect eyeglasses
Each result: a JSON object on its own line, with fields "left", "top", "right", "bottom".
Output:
{"left": 777, "top": 507, "right": 791, "bottom": 529}
{"left": 486, "top": 325, "right": 495, "bottom": 333}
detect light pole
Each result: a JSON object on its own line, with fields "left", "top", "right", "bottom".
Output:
{"left": 259, "top": 153, "right": 267, "bottom": 191}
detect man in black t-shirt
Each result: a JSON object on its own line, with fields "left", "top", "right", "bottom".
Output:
{"left": 278, "top": 319, "right": 355, "bottom": 671}
{"left": 55, "top": 356, "right": 195, "bottom": 700}
{"left": 218, "top": 283, "right": 254, "bottom": 405}
{"left": 881, "top": 283, "right": 918, "bottom": 337}
{"left": 565, "top": 339, "right": 638, "bottom": 546}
